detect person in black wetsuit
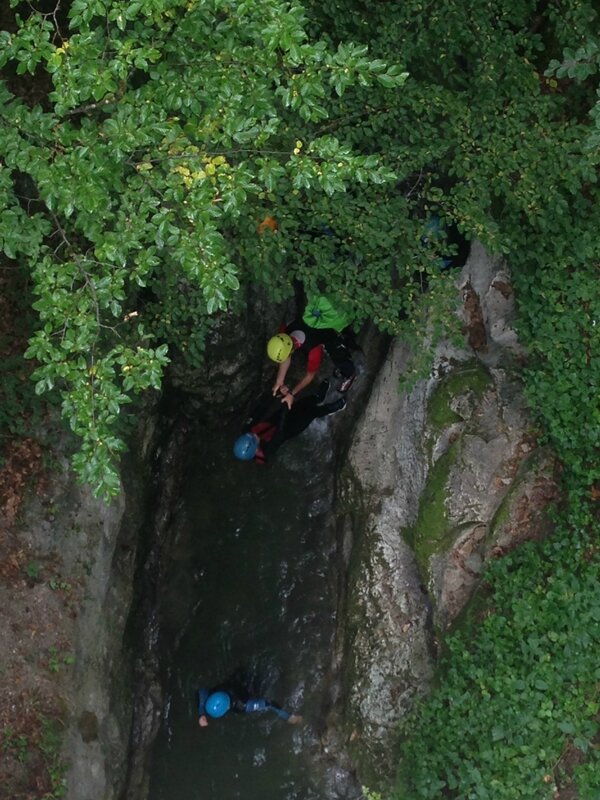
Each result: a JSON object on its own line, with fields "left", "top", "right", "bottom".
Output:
{"left": 232, "top": 380, "right": 345, "bottom": 464}
{"left": 197, "top": 685, "right": 302, "bottom": 727}
{"left": 267, "top": 320, "right": 355, "bottom": 409}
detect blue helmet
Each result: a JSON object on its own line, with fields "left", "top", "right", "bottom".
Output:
{"left": 205, "top": 691, "right": 231, "bottom": 719}
{"left": 233, "top": 433, "right": 259, "bottom": 461}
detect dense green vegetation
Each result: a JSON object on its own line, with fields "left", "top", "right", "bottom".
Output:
{"left": 305, "top": 2, "right": 599, "bottom": 797}
{"left": 309, "top": 0, "right": 600, "bottom": 494}
{"left": 397, "top": 509, "right": 600, "bottom": 799}
{"left": 1, "top": 0, "right": 599, "bottom": 797}
{"left": 0, "top": 0, "right": 408, "bottom": 495}
{"left": 2, "top": 0, "right": 597, "bottom": 498}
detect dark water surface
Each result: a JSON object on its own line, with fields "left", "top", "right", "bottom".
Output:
{"left": 148, "top": 417, "right": 341, "bottom": 800}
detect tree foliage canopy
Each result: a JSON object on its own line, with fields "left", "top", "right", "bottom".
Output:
{"left": 0, "top": 0, "right": 407, "bottom": 495}
{"left": 7, "top": 0, "right": 600, "bottom": 494}
{"left": 1, "top": 0, "right": 599, "bottom": 505}
{"left": 305, "top": 0, "right": 600, "bottom": 497}
{"left": 2, "top": 1, "right": 600, "bottom": 796}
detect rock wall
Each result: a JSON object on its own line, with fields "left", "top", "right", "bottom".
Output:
{"left": 120, "top": 307, "right": 391, "bottom": 800}
{"left": 9, "top": 287, "right": 284, "bottom": 800}
{"left": 10, "top": 253, "right": 559, "bottom": 796}
{"left": 12, "top": 405, "right": 159, "bottom": 800}
{"left": 338, "top": 243, "right": 561, "bottom": 778}
{"left": 168, "top": 286, "right": 290, "bottom": 418}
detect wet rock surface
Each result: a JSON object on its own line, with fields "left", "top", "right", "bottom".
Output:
{"left": 123, "top": 312, "right": 388, "bottom": 800}
{"left": 337, "top": 243, "right": 561, "bottom": 778}
{"left": 7, "top": 251, "right": 560, "bottom": 798}
{"left": 168, "top": 288, "right": 289, "bottom": 420}
{"left": 8, "top": 426, "right": 148, "bottom": 800}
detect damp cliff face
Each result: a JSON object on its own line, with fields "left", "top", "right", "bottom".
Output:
{"left": 122, "top": 307, "right": 390, "bottom": 800}
{"left": 11, "top": 412, "right": 158, "bottom": 800}
{"left": 168, "top": 287, "right": 288, "bottom": 420}
{"left": 8, "top": 255, "right": 558, "bottom": 797}
{"left": 338, "top": 243, "right": 561, "bottom": 778}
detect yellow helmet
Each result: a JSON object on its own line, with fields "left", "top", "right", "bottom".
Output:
{"left": 267, "top": 333, "right": 294, "bottom": 363}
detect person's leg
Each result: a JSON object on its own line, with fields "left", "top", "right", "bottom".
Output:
{"left": 315, "top": 396, "right": 346, "bottom": 416}
{"left": 321, "top": 332, "right": 356, "bottom": 389}
{"left": 328, "top": 347, "right": 354, "bottom": 378}
{"left": 281, "top": 397, "right": 320, "bottom": 440}
{"left": 271, "top": 395, "right": 344, "bottom": 454}
{"left": 314, "top": 379, "right": 329, "bottom": 404}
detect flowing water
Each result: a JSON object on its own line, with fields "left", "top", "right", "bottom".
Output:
{"left": 147, "top": 415, "right": 348, "bottom": 800}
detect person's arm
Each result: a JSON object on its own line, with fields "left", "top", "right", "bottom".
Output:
{"left": 272, "top": 357, "right": 291, "bottom": 395}
{"left": 287, "top": 370, "right": 316, "bottom": 404}
{"left": 243, "top": 390, "right": 276, "bottom": 431}
{"left": 244, "top": 698, "right": 302, "bottom": 724}
{"left": 282, "top": 343, "right": 323, "bottom": 406}
{"left": 261, "top": 406, "right": 289, "bottom": 460}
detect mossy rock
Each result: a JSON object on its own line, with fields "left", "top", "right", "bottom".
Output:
{"left": 403, "top": 441, "right": 460, "bottom": 580}
{"left": 486, "top": 447, "right": 548, "bottom": 547}
{"left": 427, "top": 361, "right": 493, "bottom": 429}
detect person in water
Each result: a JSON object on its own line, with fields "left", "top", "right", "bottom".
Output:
{"left": 233, "top": 380, "right": 345, "bottom": 464}
{"left": 267, "top": 319, "right": 355, "bottom": 409}
{"left": 197, "top": 686, "right": 302, "bottom": 727}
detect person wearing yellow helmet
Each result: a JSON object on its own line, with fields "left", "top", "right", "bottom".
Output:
{"left": 267, "top": 318, "right": 355, "bottom": 408}
{"left": 267, "top": 323, "right": 325, "bottom": 409}
{"left": 266, "top": 332, "right": 294, "bottom": 364}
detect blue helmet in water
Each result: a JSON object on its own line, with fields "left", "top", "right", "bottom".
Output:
{"left": 233, "top": 433, "right": 259, "bottom": 461}
{"left": 205, "top": 691, "right": 231, "bottom": 719}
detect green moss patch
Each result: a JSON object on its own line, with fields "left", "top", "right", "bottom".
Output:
{"left": 427, "top": 362, "right": 493, "bottom": 429}
{"left": 404, "top": 441, "right": 460, "bottom": 579}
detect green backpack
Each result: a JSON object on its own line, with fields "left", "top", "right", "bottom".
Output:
{"left": 303, "top": 294, "right": 353, "bottom": 332}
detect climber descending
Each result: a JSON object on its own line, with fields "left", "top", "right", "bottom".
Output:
{"left": 233, "top": 380, "right": 345, "bottom": 464}
{"left": 267, "top": 294, "right": 356, "bottom": 408}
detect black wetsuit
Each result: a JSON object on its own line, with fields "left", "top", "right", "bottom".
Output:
{"left": 285, "top": 317, "right": 355, "bottom": 380}
{"left": 242, "top": 385, "right": 341, "bottom": 464}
